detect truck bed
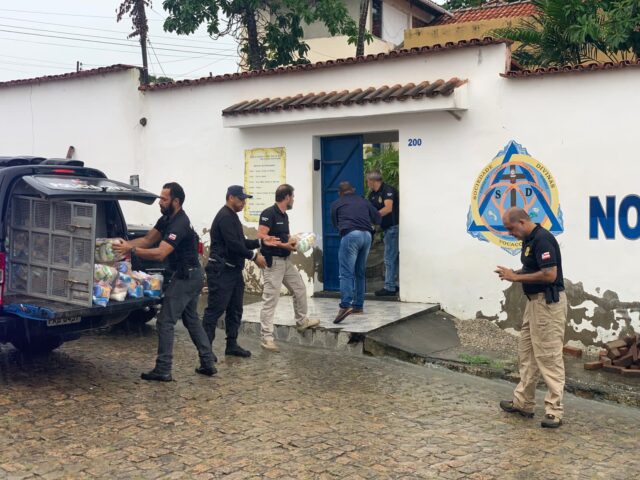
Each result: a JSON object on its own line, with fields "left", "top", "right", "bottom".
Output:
{"left": 2, "top": 294, "right": 161, "bottom": 320}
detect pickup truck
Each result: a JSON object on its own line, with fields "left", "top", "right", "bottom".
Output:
{"left": 0, "top": 156, "right": 163, "bottom": 354}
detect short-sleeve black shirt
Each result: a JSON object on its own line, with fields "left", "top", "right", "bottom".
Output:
{"left": 153, "top": 209, "right": 200, "bottom": 271}
{"left": 367, "top": 183, "right": 399, "bottom": 230}
{"left": 259, "top": 204, "right": 290, "bottom": 258}
{"left": 520, "top": 224, "right": 564, "bottom": 295}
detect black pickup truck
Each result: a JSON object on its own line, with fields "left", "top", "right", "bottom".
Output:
{"left": 0, "top": 156, "right": 163, "bottom": 354}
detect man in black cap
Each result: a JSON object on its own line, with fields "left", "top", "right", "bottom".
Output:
{"left": 114, "top": 182, "right": 216, "bottom": 382}
{"left": 202, "top": 185, "right": 277, "bottom": 358}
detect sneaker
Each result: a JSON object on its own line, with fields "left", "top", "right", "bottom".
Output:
{"left": 499, "top": 400, "right": 534, "bottom": 418}
{"left": 140, "top": 370, "right": 172, "bottom": 382}
{"left": 225, "top": 343, "right": 252, "bottom": 358}
{"left": 261, "top": 340, "right": 280, "bottom": 352}
{"left": 296, "top": 318, "right": 320, "bottom": 333}
{"left": 195, "top": 365, "right": 217, "bottom": 376}
{"left": 375, "top": 288, "right": 397, "bottom": 297}
{"left": 541, "top": 414, "right": 562, "bottom": 428}
{"left": 334, "top": 307, "right": 353, "bottom": 324}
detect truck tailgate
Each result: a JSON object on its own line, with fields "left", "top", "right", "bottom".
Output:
{"left": 3, "top": 294, "right": 161, "bottom": 323}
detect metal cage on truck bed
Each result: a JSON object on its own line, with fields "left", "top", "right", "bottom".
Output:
{"left": 7, "top": 195, "right": 96, "bottom": 307}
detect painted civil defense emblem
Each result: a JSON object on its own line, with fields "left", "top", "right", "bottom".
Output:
{"left": 466, "top": 140, "right": 564, "bottom": 255}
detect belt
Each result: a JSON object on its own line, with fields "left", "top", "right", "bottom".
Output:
{"left": 208, "top": 257, "right": 237, "bottom": 268}
{"left": 525, "top": 293, "right": 545, "bottom": 301}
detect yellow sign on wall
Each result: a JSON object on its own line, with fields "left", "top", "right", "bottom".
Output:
{"left": 244, "top": 147, "right": 286, "bottom": 222}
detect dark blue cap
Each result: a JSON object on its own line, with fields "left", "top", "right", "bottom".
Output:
{"left": 227, "top": 185, "right": 252, "bottom": 199}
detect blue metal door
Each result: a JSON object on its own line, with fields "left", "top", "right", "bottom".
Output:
{"left": 321, "top": 135, "right": 364, "bottom": 291}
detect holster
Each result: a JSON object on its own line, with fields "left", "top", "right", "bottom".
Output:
{"left": 265, "top": 254, "right": 273, "bottom": 268}
{"left": 545, "top": 285, "right": 560, "bottom": 304}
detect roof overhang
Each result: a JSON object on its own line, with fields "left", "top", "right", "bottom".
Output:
{"left": 223, "top": 81, "right": 468, "bottom": 129}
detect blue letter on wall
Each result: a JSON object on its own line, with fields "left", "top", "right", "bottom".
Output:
{"left": 589, "top": 196, "right": 615, "bottom": 239}
{"left": 619, "top": 195, "right": 640, "bottom": 240}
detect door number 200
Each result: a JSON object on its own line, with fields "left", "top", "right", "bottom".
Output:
{"left": 408, "top": 138, "right": 422, "bottom": 147}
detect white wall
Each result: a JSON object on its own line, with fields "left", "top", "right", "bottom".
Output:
{"left": 1, "top": 44, "right": 638, "bottom": 344}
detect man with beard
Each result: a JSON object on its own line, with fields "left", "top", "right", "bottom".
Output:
{"left": 114, "top": 182, "right": 216, "bottom": 382}
{"left": 257, "top": 184, "right": 320, "bottom": 352}
{"left": 202, "top": 185, "right": 277, "bottom": 359}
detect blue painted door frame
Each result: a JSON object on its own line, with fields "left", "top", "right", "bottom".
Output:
{"left": 321, "top": 134, "right": 364, "bottom": 291}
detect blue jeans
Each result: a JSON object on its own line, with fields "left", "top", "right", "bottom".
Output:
{"left": 383, "top": 225, "right": 399, "bottom": 291}
{"left": 338, "top": 230, "right": 372, "bottom": 309}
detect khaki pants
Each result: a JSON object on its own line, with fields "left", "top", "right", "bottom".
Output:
{"left": 513, "top": 291, "right": 567, "bottom": 419}
{"left": 260, "top": 257, "right": 308, "bottom": 342}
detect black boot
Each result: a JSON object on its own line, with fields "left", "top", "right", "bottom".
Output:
{"left": 141, "top": 370, "right": 172, "bottom": 382}
{"left": 195, "top": 365, "right": 217, "bottom": 376}
{"left": 225, "top": 340, "right": 251, "bottom": 358}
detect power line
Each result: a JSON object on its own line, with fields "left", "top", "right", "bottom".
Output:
{"left": 0, "top": 7, "right": 164, "bottom": 21}
{"left": 0, "top": 28, "right": 238, "bottom": 57}
{"left": 0, "top": 15, "right": 236, "bottom": 48}
{"left": 148, "top": 39, "right": 168, "bottom": 77}
{"left": 0, "top": 24, "right": 237, "bottom": 54}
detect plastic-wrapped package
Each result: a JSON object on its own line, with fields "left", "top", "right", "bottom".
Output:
{"left": 95, "top": 238, "right": 125, "bottom": 263}
{"left": 115, "top": 261, "right": 132, "bottom": 275}
{"left": 92, "top": 281, "right": 111, "bottom": 307}
{"left": 127, "top": 281, "right": 143, "bottom": 298}
{"left": 143, "top": 274, "right": 163, "bottom": 298}
{"left": 110, "top": 273, "right": 131, "bottom": 302}
{"left": 292, "top": 232, "right": 317, "bottom": 257}
{"left": 10, "top": 263, "right": 28, "bottom": 291}
{"left": 94, "top": 264, "right": 117, "bottom": 284}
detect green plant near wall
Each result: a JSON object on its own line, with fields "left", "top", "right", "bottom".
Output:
{"left": 363, "top": 144, "right": 399, "bottom": 196}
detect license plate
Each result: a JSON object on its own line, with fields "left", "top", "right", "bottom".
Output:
{"left": 47, "top": 316, "right": 81, "bottom": 327}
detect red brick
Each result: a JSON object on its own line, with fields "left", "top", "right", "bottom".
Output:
{"left": 603, "top": 365, "right": 625, "bottom": 374}
{"left": 563, "top": 345, "right": 583, "bottom": 358}
{"left": 620, "top": 368, "right": 640, "bottom": 377}
{"left": 583, "top": 361, "right": 603, "bottom": 371}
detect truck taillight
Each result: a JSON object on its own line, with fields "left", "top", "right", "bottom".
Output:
{"left": 197, "top": 241, "right": 204, "bottom": 255}
{"left": 0, "top": 252, "right": 5, "bottom": 306}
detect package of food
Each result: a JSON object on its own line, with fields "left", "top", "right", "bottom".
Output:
{"left": 92, "top": 281, "right": 111, "bottom": 307}
{"left": 95, "top": 238, "right": 125, "bottom": 263}
{"left": 292, "top": 232, "right": 317, "bottom": 257}
{"left": 94, "top": 264, "right": 117, "bottom": 284}
{"left": 127, "top": 281, "right": 143, "bottom": 299}
{"left": 114, "top": 261, "right": 132, "bottom": 275}
{"left": 110, "top": 273, "right": 131, "bottom": 302}
{"left": 143, "top": 274, "right": 163, "bottom": 298}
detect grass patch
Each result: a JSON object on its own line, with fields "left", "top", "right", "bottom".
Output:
{"left": 459, "top": 354, "right": 504, "bottom": 370}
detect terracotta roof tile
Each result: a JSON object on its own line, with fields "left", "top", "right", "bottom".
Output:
{"left": 222, "top": 78, "right": 467, "bottom": 117}
{"left": 502, "top": 60, "right": 640, "bottom": 78}
{"left": 434, "top": 1, "right": 537, "bottom": 25}
{"left": 0, "top": 64, "right": 137, "bottom": 89}
{"left": 143, "top": 38, "right": 505, "bottom": 92}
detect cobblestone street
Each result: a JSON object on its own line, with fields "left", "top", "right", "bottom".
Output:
{"left": 1, "top": 323, "right": 639, "bottom": 479}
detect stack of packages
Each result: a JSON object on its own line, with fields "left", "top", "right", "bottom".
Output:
{"left": 292, "top": 232, "right": 317, "bottom": 258}
{"left": 93, "top": 238, "right": 163, "bottom": 307}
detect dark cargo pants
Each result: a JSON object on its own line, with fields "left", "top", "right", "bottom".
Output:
{"left": 155, "top": 267, "right": 215, "bottom": 374}
{"left": 202, "top": 262, "right": 245, "bottom": 345}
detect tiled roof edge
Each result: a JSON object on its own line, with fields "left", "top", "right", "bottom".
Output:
{"left": 0, "top": 64, "right": 138, "bottom": 89}
{"left": 501, "top": 60, "right": 640, "bottom": 78}
{"left": 141, "top": 38, "right": 508, "bottom": 92}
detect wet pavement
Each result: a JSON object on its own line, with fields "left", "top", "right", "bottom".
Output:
{"left": 1, "top": 322, "right": 639, "bottom": 479}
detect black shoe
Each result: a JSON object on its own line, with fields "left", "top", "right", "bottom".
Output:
{"left": 195, "top": 365, "right": 217, "bottom": 376}
{"left": 375, "top": 288, "right": 397, "bottom": 297}
{"left": 499, "top": 400, "right": 534, "bottom": 418}
{"left": 225, "top": 344, "right": 252, "bottom": 358}
{"left": 334, "top": 307, "right": 353, "bottom": 324}
{"left": 141, "top": 370, "right": 172, "bottom": 382}
{"left": 541, "top": 414, "right": 562, "bottom": 428}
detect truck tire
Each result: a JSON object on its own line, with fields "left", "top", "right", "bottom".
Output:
{"left": 124, "top": 306, "right": 158, "bottom": 325}
{"left": 10, "top": 335, "right": 64, "bottom": 355}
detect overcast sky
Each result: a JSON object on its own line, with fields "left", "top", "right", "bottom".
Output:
{"left": 0, "top": 0, "right": 447, "bottom": 83}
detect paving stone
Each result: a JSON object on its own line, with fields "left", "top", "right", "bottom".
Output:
{"left": 0, "top": 325, "right": 639, "bottom": 478}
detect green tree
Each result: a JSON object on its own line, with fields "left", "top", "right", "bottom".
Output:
{"left": 363, "top": 144, "right": 399, "bottom": 196}
{"left": 162, "top": 0, "right": 359, "bottom": 71}
{"left": 492, "top": 0, "right": 640, "bottom": 67}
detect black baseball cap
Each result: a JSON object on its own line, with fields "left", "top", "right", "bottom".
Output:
{"left": 227, "top": 185, "right": 253, "bottom": 199}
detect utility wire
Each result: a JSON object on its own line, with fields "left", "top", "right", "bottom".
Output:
{"left": 0, "top": 15, "right": 235, "bottom": 48}
{"left": 0, "top": 24, "right": 237, "bottom": 54}
{"left": 0, "top": 29, "right": 237, "bottom": 56}
{"left": 148, "top": 39, "right": 168, "bottom": 77}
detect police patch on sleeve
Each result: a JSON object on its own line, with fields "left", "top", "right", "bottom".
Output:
{"left": 541, "top": 251, "right": 551, "bottom": 261}
{"left": 168, "top": 233, "right": 177, "bottom": 241}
